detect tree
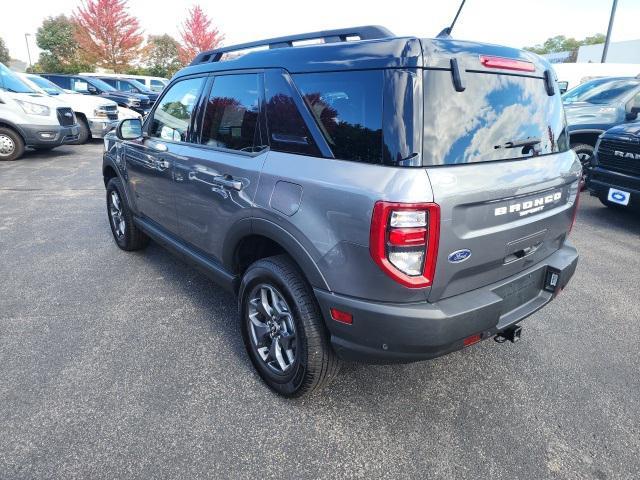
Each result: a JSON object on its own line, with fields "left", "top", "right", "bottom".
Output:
{"left": 524, "top": 34, "right": 606, "bottom": 61}
{"left": 0, "top": 37, "right": 9, "bottom": 65}
{"left": 32, "top": 15, "right": 88, "bottom": 73}
{"left": 74, "top": 0, "right": 143, "bottom": 73}
{"left": 143, "top": 35, "right": 184, "bottom": 78}
{"left": 179, "top": 5, "right": 224, "bottom": 64}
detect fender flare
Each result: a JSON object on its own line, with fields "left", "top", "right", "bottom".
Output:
{"left": 222, "top": 217, "right": 330, "bottom": 291}
{"left": 0, "top": 118, "right": 27, "bottom": 144}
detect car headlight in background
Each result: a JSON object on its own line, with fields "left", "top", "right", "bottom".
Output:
{"left": 94, "top": 106, "right": 110, "bottom": 118}
{"left": 16, "top": 100, "right": 50, "bottom": 116}
{"left": 127, "top": 98, "right": 141, "bottom": 108}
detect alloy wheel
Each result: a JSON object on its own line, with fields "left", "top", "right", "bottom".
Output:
{"left": 109, "top": 190, "right": 126, "bottom": 239}
{"left": 247, "top": 284, "right": 297, "bottom": 374}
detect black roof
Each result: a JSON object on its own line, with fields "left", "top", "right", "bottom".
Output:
{"left": 174, "top": 25, "right": 552, "bottom": 80}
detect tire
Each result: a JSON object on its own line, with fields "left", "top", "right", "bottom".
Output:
{"left": 0, "top": 127, "right": 25, "bottom": 161}
{"left": 571, "top": 143, "right": 594, "bottom": 188}
{"left": 106, "top": 177, "right": 150, "bottom": 251}
{"left": 239, "top": 255, "right": 340, "bottom": 397}
{"left": 73, "top": 117, "right": 91, "bottom": 145}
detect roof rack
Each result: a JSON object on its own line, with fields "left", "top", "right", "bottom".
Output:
{"left": 190, "top": 25, "right": 394, "bottom": 65}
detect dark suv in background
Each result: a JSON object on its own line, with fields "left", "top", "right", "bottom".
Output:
{"left": 40, "top": 74, "right": 152, "bottom": 116}
{"left": 95, "top": 77, "right": 159, "bottom": 105}
{"left": 102, "top": 26, "right": 580, "bottom": 397}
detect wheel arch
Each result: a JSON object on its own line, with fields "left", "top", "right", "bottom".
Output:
{"left": 0, "top": 120, "right": 27, "bottom": 144}
{"left": 224, "top": 218, "right": 330, "bottom": 292}
{"left": 569, "top": 129, "right": 605, "bottom": 148}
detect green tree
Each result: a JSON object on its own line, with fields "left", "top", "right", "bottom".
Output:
{"left": 32, "top": 15, "right": 89, "bottom": 73}
{"left": 524, "top": 33, "right": 606, "bottom": 62}
{"left": 142, "top": 34, "right": 184, "bottom": 78}
{"left": 0, "top": 37, "right": 10, "bottom": 64}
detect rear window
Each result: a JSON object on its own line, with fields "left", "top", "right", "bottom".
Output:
{"left": 422, "top": 70, "right": 569, "bottom": 165}
{"left": 293, "top": 71, "right": 383, "bottom": 164}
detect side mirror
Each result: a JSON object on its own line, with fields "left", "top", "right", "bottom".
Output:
{"left": 116, "top": 118, "right": 143, "bottom": 140}
{"left": 87, "top": 85, "right": 98, "bottom": 94}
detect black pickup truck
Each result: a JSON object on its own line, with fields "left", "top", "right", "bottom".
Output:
{"left": 564, "top": 77, "right": 640, "bottom": 173}
{"left": 587, "top": 122, "right": 640, "bottom": 210}
{"left": 39, "top": 74, "right": 152, "bottom": 116}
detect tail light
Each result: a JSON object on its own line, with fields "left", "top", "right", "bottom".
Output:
{"left": 369, "top": 201, "right": 440, "bottom": 288}
{"left": 480, "top": 55, "right": 535, "bottom": 72}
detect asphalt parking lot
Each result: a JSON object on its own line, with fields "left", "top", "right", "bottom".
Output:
{"left": 1, "top": 141, "right": 639, "bottom": 480}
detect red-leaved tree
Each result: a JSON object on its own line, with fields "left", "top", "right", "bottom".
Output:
{"left": 74, "top": 0, "right": 143, "bottom": 72}
{"left": 179, "top": 5, "right": 224, "bottom": 64}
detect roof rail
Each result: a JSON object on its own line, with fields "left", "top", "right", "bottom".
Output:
{"left": 189, "top": 25, "right": 394, "bottom": 65}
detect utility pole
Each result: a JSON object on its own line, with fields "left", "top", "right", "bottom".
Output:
{"left": 24, "top": 33, "right": 32, "bottom": 68}
{"left": 601, "top": 0, "right": 618, "bottom": 63}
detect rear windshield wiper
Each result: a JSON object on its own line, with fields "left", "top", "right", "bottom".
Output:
{"left": 495, "top": 137, "right": 541, "bottom": 149}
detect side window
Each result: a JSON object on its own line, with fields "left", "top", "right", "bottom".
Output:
{"left": 70, "top": 77, "right": 90, "bottom": 93}
{"left": 293, "top": 70, "right": 383, "bottom": 164}
{"left": 151, "top": 80, "right": 164, "bottom": 91}
{"left": 264, "top": 71, "right": 320, "bottom": 157}
{"left": 200, "top": 74, "right": 261, "bottom": 152}
{"left": 119, "top": 80, "right": 136, "bottom": 92}
{"left": 48, "top": 76, "right": 69, "bottom": 89}
{"left": 149, "top": 77, "right": 204, "bottom": 143}
{"left": 101, "top": 78, "right": 117, "bottom": 88}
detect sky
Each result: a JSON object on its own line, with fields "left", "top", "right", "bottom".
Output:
{"left": 3, "top": 0, "right": 640, "bottom": 65}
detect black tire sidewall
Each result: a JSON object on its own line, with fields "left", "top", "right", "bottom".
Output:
{"left": 75, "top": 118, "right": 90, "bottom": 144}
{"left": 106, "top": 178, "right": 133, "bottom": 250}
{"left": 0, "top": 128, "right": 25, "bottom": 161}
{"left": 239, "top": 264, "right": 309, "bottom": 397}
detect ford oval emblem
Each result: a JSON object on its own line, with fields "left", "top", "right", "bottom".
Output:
{"left": 448, "top": 249, "right": 472, "bottom": 263}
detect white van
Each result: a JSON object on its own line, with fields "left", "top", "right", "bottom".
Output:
{"left": 18, "top": 73, "right": 119, "bottom": 144}
{"left": 0, "top": 63, "right": 79, "bottom": 161}
{"left": 553, "top": 63, "right": 640, "bottom": 93}
{"left": 80, "top": 72, "right": 168, "bottom": 92}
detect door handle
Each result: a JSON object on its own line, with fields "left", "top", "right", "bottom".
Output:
{"left": 188, "top": 171, "right": 243, "bottom": 191}
{"left": 213, "top": 175, "right": 243, "bottom": 191}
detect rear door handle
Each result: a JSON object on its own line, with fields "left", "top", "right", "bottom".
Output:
{"left": 212, "top": 175, "right": 243, "bottom": 191}
{"left": 188, "top": 171, "right": 243, "bottom": 191}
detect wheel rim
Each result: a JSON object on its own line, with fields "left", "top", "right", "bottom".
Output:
{"left": 0, "top": 134, "right": 15, "bottom": 156}
{"left": 576, "top": 152, "right": 592, "bottom": 165}
{"left": 247, "top": 284, "right": 297, "bottom": 375}
{"left": 109, "top": 190, "right": 126, "bottom": 239}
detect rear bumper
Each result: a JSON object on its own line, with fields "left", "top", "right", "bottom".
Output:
{"left": 18, "top": 123, "right": 80, "bottom": 147}
{"left": 315, "top": 242, "right": 578, "bottom": 364}
{"left": 587, "top": 168, "right": 640, "bottom": 209}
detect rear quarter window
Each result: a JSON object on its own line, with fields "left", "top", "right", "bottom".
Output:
{"left": 422, "top": 70, "right": 569, "bottom": 165}
{"left": 293, "top": 70, "right": 383, "bottom": 164}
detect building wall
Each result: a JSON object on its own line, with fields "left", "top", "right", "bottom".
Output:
{"left": 577, "top": 39, "right": 640, "bottom": 63}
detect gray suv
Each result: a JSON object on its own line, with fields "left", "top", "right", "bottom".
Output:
{"left": 102, "top": 26, "right": 580, "bottom": 397}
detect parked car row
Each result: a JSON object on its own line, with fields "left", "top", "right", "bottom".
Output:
{"left": 560, "top": 73, "right": 640, "bottom": 211}
{"left": 0, "top": 63, "right": 166, "bottom": 161}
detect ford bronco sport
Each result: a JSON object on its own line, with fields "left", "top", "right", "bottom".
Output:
{"left": 102, "top": 26, "right": 580, "bottom": 397}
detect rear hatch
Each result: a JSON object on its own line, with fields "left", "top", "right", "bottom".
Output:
{"left": 420, "top": 40, "right": 581, "bottom": 301}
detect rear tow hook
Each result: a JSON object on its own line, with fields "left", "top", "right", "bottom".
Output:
{"left": 495, "top": 325, "right": 522, "bottom": 344}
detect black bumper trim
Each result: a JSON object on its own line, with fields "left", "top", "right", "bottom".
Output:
{"left": 315, "top": 242, "right": 578, "bottom": 364}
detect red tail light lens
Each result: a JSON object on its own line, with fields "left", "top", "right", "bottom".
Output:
{"left": 480, "top": 55, "right": 535, "bottom": 72}
{"left": 370, "top": 202, "right": 440, "bottom": 288}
